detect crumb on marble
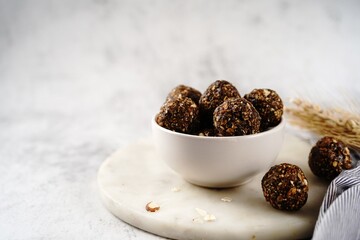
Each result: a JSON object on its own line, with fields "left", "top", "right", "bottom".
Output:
{"left": 220, "top": 197, "right": 232, "bottom": 202}
{"left": 194, "top": 208, "right": 216, "bottom": 222}
{"left": 171, "top": 187, "right": 181, "bottom": 192}
{"left": 204, "top": 214, "right": 216, "bottom": 221}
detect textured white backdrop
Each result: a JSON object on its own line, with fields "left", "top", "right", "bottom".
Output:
{"left": 0, "top": 0, "right": 359, "bottom": 239}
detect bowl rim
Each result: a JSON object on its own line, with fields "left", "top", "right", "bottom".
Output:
{"left": 152, "top": 116, "right": 285, "bottom": 140}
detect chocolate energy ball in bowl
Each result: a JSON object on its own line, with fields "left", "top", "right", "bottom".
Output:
{"left": 213, "top": 98, "right": 261, "bottom": 136}
{"left": 152, "top": 117, "right": 286, "bottom": 188}
{"left": 199, "top": 80, "right": 241, "bottom": 125}
{"left": 244, "top": 89, "right": 283, "bottom": 130}
{"left": 155, "top": 97, "right": 199, "bottom": 134}
{"left": 166, "top": 85, "right": 202, "bottom": 103}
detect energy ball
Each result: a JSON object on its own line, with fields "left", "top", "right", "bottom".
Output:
{"left": 199, "top": 80, "right": 241, "bottom": 118}
{"left": 156, "top": 97, "right": 199, "bottom": 133}
{"left": 166, "top": 85, "right": 202, "bottom": 104}
{"left": 244, "top": 89, "right": 283, "bottom": 130}
{"left": 262, "top": 163, "right": 309, "bottom": 211}
{"left": 309, "top": 136, "right": 352, "bottom": 181}
{"left": 213, "top": 98, "right": 261, "bottom": 136}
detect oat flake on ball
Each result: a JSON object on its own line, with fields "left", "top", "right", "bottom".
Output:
{"left": 244, "top": 88, "right": 283, "bottom": 130}
{"left": 213, "top": 98, "right": 261, "bottom": 136}
{"left": 156, "top": 97, "right": 199, "bottom": 134}
{"left": 262, "top": 163, "right": 309, "bottom": 211}
{"left": 309, "top": 136, "right": 352, "bottom": 181}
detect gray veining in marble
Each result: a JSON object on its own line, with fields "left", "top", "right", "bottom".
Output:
{"left": 0, "top": 0, "right": 359, "bottom": 239}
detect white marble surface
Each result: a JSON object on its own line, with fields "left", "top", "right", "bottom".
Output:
{"left": 0, "top": 0, "right": 359, "bottom": 239}
{"left": 98, "top": 134, "right": 327, "bottom": 240}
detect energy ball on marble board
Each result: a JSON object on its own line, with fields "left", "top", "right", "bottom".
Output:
{"left": 156, "top": 97, "right": 199, "bottom": 134}
{"left": 309, "top": 136, "right": 352, "bottom": 181}
{"left": 199, "top": 80, "right": 241, "bottom": 121}
{"left": 244, "top": 88, "right": 283, "bottom": 130}
{"left": 166, "top": 85, "right": 202, "bottom": 104}
{"left": 262, "top": 163, "right": 309, "bottom": 211}
{"left": 213, "top": 98, "right": 261, "bottom": 136}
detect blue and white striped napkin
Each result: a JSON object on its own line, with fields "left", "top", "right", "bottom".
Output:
{"left": 312, "top": 150, "right": 360, "bottom": 240}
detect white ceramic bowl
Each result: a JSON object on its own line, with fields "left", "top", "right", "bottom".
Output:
{"left": 152, "top": 117, "right": 286, "bottom": 188}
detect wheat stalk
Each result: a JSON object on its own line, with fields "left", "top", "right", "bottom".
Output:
{"left": 285, "top": 98, "right": 360, "bottom": 150}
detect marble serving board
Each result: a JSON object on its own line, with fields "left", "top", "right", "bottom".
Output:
{"left": 98, "top": 134, "right": 328, "bottom": 240}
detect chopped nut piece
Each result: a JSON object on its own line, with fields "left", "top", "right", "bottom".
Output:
{"left": 303, "top": 179, "right": 308, "bottom": 186}
{"left": 220, "top": 197, "right": 233, "bottom": 202}
{"left": 145, "top": 201, "right": 160, "bottom": 212}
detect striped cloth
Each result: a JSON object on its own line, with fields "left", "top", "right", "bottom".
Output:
{"left": 312, "top": 150, "right": 360, "bottom": 240}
